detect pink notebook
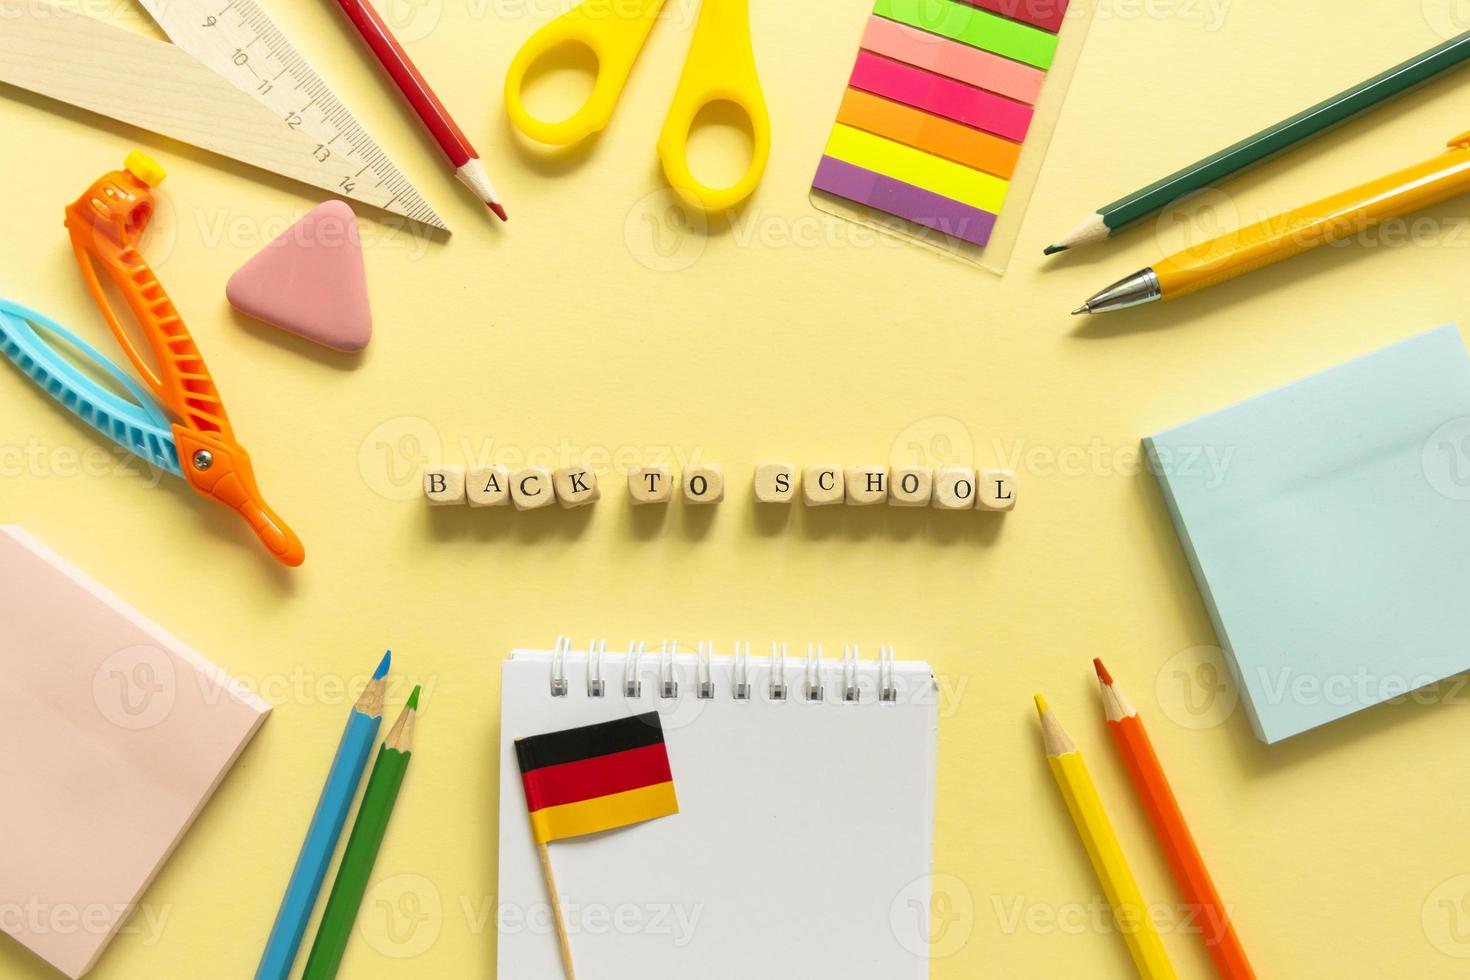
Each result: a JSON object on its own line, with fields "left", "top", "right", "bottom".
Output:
{"left": 0, "top": 526, "right": 269, "bottom": 978}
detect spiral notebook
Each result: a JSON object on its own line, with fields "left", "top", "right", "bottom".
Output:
{"left": 497, "top": 642, "right": 939, "bottom": 979}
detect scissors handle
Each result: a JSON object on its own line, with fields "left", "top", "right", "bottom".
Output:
{"left": 504, "top": 0, "right": 666, "bottom": 145}
{"left": 657, "top": 0, "right": 769, "bottom": 211}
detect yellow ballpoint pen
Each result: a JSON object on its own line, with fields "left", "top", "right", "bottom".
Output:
{"left": 1036, "top": 694, "right": 1177, "bottom": 980}
{"left": 1074, "top": 130, "right": 1470, "bottom": 314}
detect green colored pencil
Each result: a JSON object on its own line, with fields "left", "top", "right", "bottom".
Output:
{"left": 301, "top": 686, "right": 420, "bottom": 980}
{"left": 1045, "top": 30, "right": 1470, "bottom": 254}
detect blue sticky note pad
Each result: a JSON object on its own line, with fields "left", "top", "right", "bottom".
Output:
{"left": 1144, "top": 326, "right": 1470, "bottom": 743}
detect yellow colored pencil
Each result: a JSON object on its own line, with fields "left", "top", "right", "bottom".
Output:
{"left": 1072, "top": 131, "right": 1470, "bottom": 314}
{"left": 1035, "top": 694, "right": 1177, "bottom": 980}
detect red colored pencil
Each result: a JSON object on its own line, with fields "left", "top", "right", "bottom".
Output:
{"left": 1093, "top": 659, "right": 1256, "bottom": 980}
{"left": 327, "top": 0, "right": 507, "bottom": 221}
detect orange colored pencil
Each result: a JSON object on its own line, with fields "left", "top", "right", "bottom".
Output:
{"left": 1093, "top": 659, "right": 1256, "bottom": 980}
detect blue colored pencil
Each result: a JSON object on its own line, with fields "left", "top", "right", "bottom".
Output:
{"left": 255, "top": 651, "right": 390, "bottom": 980}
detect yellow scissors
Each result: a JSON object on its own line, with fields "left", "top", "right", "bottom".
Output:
{"left": 504, "top": 0, "right": 769, "bottom": 211}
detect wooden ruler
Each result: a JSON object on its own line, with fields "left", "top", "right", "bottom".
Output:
{"left": 0, "top": 0, "right": 448, "bottom": 230}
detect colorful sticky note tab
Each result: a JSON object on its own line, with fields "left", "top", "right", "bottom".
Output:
{"left": 812, "top": 0, "right": 1071, "bottom": 250}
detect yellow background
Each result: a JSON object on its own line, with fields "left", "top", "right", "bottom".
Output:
{"left": 3, "top": 0, "right": 1470, "bottom": 976}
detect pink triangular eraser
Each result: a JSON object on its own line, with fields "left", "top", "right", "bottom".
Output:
{"left": 226, "top": 200, "right": 372, "bottom": 353}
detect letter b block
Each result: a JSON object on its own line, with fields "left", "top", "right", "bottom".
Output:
{"left": 423, "top": 465, "right": 466, "bottom": 505}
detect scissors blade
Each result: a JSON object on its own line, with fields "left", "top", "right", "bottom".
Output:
{"left": 0, "top": 299, "right": 183, "bottom": 478}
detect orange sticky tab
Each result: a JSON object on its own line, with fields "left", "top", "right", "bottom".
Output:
{"left": 836, "top": 88, "right": 1022, "bottom": 179}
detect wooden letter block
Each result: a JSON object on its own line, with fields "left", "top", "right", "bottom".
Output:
{"left": 423, "top": 465, "right": 465, "bottom": 505}
{"left": 466, "top": 464, "right": 509, "bottom": 507}
{"left": 976, "top": 468, "right": 1017, "bottom": 512}
{"left": 844, "top": 466, "right": 887, "bottom": 505}
{"left": 933, "top": 467, "right": 977, "bottom": 510}
{"left": 509, "top": 466, "right": 555, "bottom": 510}
{"left": 888, "top": 466, "right": 932, "bottom": 507}
{"left": 802, "top": 465, "right": 844, "bottom": 506}
{"left": 553, "top": 466, "right": 601, "bottom": 508}
{"left": 628, "top": 464, "right": 674, "bottom": 504}
{"left": 683, "top": 464, "right": 724, "bottom": 504}
{"left": 753, "top": 462, "right": 795, "bottom": 503}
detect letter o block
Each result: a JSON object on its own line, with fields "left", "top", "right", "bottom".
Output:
{"left": 933, "top": 467, "right": 977, "bottom": 510}
{"left": 683, "top": 464, "right": 724, "bottom": 504}
{"left": 888, "top": 466, "right": 932, "bottom": 507}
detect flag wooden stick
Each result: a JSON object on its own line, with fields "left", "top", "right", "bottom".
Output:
{"left": 515, "top": 712, "right": 680, "bottom": 980}
{"left": 537, "top": 842, "right": 577, "bottom": 980}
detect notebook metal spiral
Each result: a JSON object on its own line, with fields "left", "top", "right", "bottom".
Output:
{"left": 545, "top": 636, "right": 902, "bottom": 704}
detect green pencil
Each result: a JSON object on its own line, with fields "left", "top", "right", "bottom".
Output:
{"left": 301, "top": 686, "right": 420, "bottom": 980}
{"left": 1045, "top": 30, "right": 1470, "bottom": 254}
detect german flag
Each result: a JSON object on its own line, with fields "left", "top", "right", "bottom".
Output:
{"left": 516, "top": 712, "right": 679, "bottom": 845}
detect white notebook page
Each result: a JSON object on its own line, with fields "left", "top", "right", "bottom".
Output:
{"left": 497, "top": 648, "right": 938, "bottom": 980}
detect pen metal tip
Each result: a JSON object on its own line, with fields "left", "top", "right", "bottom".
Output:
{"left": 1071, "top": 305, "right": 1089, "bottom": 316}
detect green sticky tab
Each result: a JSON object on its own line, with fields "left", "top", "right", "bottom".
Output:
{"left": 874, "top": 0, "right": 1058, "bottom": 69}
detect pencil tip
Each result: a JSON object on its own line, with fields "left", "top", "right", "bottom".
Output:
{"left": 488, "top": 201, "right": 508, "bottom": 221}
{"left": 406, "top": 685, "right": 421, "bottom": 710}
{"left": 1071, "top": 305, "right": 1089, "bottom": 316}
{"left": 1093, "top": 658, "right": 1112, "bottom": 685}
{"left": 1033, "top": 692, "right": 1048, "bottom": 717}
{"left": 1043, "top": 244, "right": 1068, "bottom": 256}
{"left": 373, "top": 650, "right": 391, "bottom": 680}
